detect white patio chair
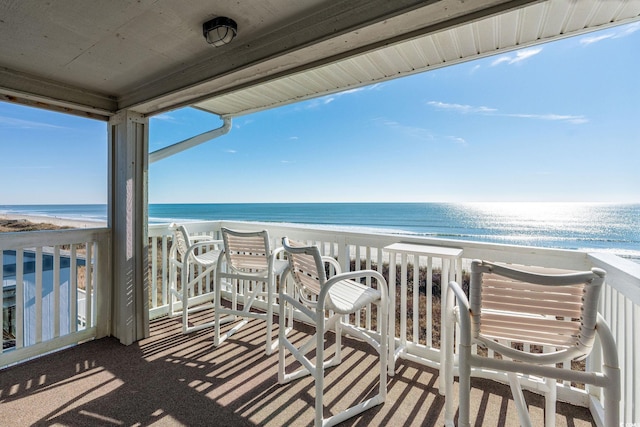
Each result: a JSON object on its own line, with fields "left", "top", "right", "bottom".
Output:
{"left": 278, "top": 237, "right": 389, "bottom": 427}
{"left": 445, "top": 260, "right": 619, "bottom": 427}
{"left": 213, "top": 227, "right": 288, "bottom": 355}
{"left": 169, "top": 223, "right": 223, "bottom": 334}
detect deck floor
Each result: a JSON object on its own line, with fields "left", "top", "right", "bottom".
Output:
{"left": 0, "top": 310, "right": 595, "bottom": 426}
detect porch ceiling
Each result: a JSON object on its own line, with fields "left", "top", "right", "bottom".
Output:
{"left": 0, "top": 0, "right": 638, "bottom": 120}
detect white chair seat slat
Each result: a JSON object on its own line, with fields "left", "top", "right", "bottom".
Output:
{"left": 328, "top": 278, "right": 382, "bottom": 314}
{"left": 193, "top": 249, "right": 222, "bottom": 267}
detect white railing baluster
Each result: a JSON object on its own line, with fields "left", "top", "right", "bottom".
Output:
{"left": 16, "top": 249, "right": 24, "bottom": 350}
{"left": 0, "top": 228, "right": 108, "bottom": 368}
{"left": 412, "top": 254, "right": 419, "bottom": 343}
{"left": 400, "top": 253, "right": 407, "bottom": 348}
{"left": 151, "top": 236, "right": 158, "bottom": 308}
{"left": 633, "top": 303, "right": 639, "bottom": 423}
{"left": 426, "top": 257, "right": 433, "bottom": 347}
{"left": 146, "top": 220, "right": 640, "bottom": 423}
{"left": 0, "top": 249, "right": 3, "bottom": 354}
{"left": 624, "top": 297, "right": 632, "bottom": 422}
{"left": 70, "top": 245, "right": 77, "bottom": 332}
{"left": 85, "top": 242, "right": 93, "bottom": 328}
{"left": 162, "top": 235, "right": 168, "bottom": 306}
{"left": 53, "top": 245, "right": 60, "bottom": 338}
{"left": 35, "top": 246, "right": 43, "bottom": 344}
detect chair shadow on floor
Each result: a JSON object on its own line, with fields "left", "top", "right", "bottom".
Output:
{"left": 0, "top": 308, "right": 596, "bottom": 427}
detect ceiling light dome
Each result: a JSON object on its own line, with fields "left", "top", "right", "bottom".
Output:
{"left": 203, "top": 17, "right": 237, "bottom": 47}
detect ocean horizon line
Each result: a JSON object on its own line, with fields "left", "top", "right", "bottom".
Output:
{"left": 2, "top": 203, "right": 638, "bottom": 260}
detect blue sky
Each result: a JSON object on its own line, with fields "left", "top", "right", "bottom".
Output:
{"left": 1, "top": 22, "right": 639, "bottom": 205}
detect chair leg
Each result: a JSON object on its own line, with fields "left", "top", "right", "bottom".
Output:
{"left": 458, "top": 344, "right": 471, "bottom": 427}
{"left": 182, "top": 274, "right": 189, "bottom": 334}
{"left": 214, "top": 276, "right": 222, "bottom": 346}
{"left": 265, "top": 274, "right": 274, "bottom": 355}
{"left": 507, "top": 373, "right": 533, "bottom": 427}
{"left": 544, "top": 377, "right": 556, "bottom": 427}
{"left": 443, "top": 306, "right": 455, "bottom": 426}
{"left": 333, "top": 315, "right": 342, "bottom": 364}
{"left": 278, "top": 293, "right": 286, "bottom": 383}
{"left": 315, "top": 313, "right": 326, "bottom": 427}
{"left": 603, "top": 363, "right": 620, "bottom": 427}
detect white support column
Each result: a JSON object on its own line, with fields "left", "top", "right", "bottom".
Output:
{"left": 108, "top": 110, "right": 149, "bottom": 345}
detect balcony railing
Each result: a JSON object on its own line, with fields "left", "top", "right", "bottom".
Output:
{"left": 2, "top": 221, "right": 636, "bottom": 424}
{"left": 0, "top": 227, "right": 110, "bottom": 367}
{"left": 150, "top": 220, "right": 640, "bottom": 426}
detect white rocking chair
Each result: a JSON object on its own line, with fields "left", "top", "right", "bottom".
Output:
{"left": 445, "top": 260, "right": 620, "bottom": 427}
{"left": 168, "top": 223, "right": 223, "bottom": 334}
{"left": 278, "top": 237, "right": 389, "bottom": 427}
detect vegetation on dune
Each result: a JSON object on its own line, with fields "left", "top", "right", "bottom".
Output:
{"left": 0, "top": 219, "right": 70, "bottom": 232}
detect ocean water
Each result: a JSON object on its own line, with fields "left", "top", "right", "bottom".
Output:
{"left": 1, "top": 203, "right": 639, "bottom": 259}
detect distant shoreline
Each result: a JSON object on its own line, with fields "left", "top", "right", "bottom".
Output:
{"left": 0, "top": 214, "right": 106, "bottom": 229}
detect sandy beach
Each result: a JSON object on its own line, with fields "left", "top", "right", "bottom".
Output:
{"left": 0, "top": 214, "right": 106, "bottom": 230}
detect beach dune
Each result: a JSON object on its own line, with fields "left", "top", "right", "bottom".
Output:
{"left": 0, "top": 214, "right": 106, "bottom": 230}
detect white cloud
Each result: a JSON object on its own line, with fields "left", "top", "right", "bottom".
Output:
{"left": 580, "top": 34, "right": 614, "bottom": 45}
{"left": 427, "top": 101, "right": 497, "bottom": 114}
{"left": 506, "top": 113, "right": 588, "bottom": 124}
{"left": 428, "top": 101, "right": 587, "bottom": 124}
{"left": 0, "top": 116, "right": 65, "bottom": 129}
{"left": 303, "top": 84, "right": 384, "bottom": 109}
{"left": 491, "top": 47, "right": 542, "bottom": 66}
{"left": 4, "top": 165, "right": 54, "bottom": 170}
{"left": 225, "top": 149, "right": 237, "bottom": 154}
{"left": 152, "top": 113, "right": 175, "bottom": 121}
{"left": 617, "top": 21, "right": 640, "bottom": 37}
{"left": 372, "top": 117, "right": 400, "bottom": 127}
{"left": 374, "top": 117, "right": 470, "bottom": 145}
{"left": 580, "top": 22, "right": 640, "bottom": 45}
{"left": 447, "top": 136, "right": 468, "bottom": 146}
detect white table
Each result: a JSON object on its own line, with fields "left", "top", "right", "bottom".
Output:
{"left": 383, "top": 242, "right": 462, "bottom": 399}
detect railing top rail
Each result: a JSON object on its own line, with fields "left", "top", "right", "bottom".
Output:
{"left": 0, "top": 227, "right": 110, "bottom": 250}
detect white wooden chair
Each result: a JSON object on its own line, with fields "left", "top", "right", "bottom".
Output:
{"left": 278, "top": 237, "right": 389, "bottom": 427}
{"left": 213, "top": 227, "right": 288, "bottom": 355}
{"left": 445, "top": 260, "right": 619, "bottom": 427}
{"left": 168, "top": 223, "right": 223, "bottom": 333}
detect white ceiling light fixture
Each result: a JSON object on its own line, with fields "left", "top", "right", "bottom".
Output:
{"left": 203, "top": 17, "right": 238, "bottom": 47}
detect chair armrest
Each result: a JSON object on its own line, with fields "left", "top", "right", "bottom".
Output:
{"left": 446, "top": 280, "right": 471, "bottom": 346}
{"left": 321, "top": 256, "right": 342, "bottom": 274}
{"left": 184, "top": 239, "right": 223, "bottom": 259}
{"left": 446, "top": 280, "right": 469, "bottom": 311}
{"left": 322, "top": 269, "right": 389, "bottom": 307}
{"left": 596, "top": 313, "right": 620, "bottom": 370}
{"left": 272, "top": 246, "right": 286, "bottom": 259}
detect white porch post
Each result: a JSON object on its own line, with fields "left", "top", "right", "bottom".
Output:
{"left": 108, "top": 110, "right": 150, "bottom": 345}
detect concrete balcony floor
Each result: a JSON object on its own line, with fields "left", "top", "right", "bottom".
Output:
{"left": 0, "top": 309, "right": 595, "bottom": 426}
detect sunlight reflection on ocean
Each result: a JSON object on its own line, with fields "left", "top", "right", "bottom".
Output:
{"left": 2, "top": 202, "right": 639, "bottom": 259}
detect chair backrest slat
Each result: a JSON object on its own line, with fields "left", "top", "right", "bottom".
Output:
{"left": 282, "top": 238, "right": 325, "bottom": 298}
{"left": 222, "top": 228, "right": 270, "bottom": 272}
{"left": 170, "top": 223, "right": 192, "bottom": 260}
{"left": 470, "top": 260, "right": 605, "bottom": 353}
{"left": 481, "top": 313, "right": 581, "bottom": 348}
